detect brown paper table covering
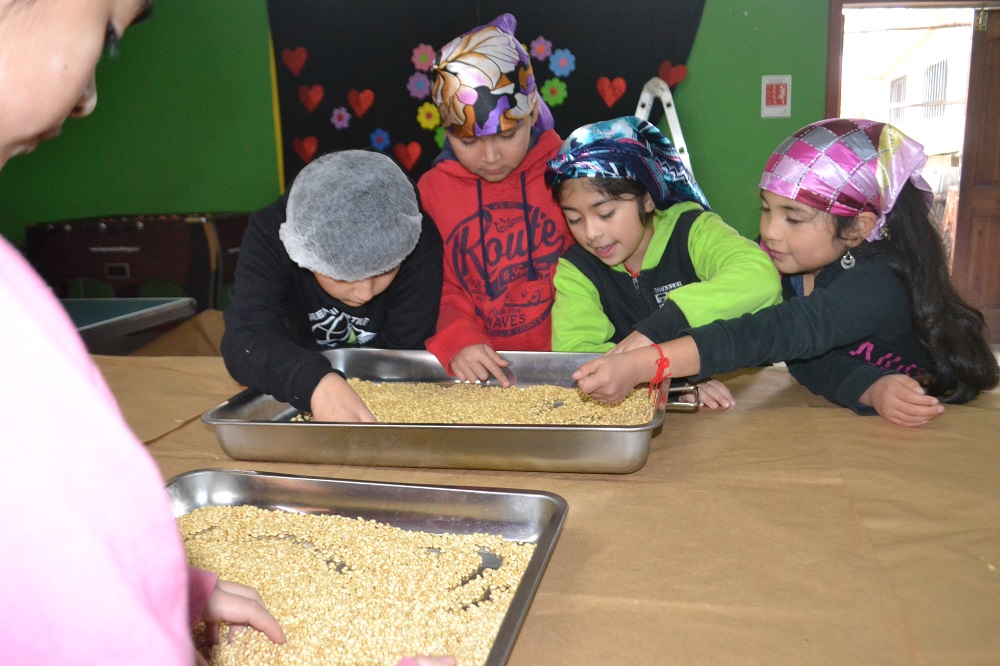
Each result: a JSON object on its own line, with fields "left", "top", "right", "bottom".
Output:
{"left": 95, "top": 355, "right": 1000, "bottom": 666}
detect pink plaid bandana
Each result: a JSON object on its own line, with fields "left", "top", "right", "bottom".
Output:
{"left": 759, "top": 118, "right": 933, "bottom": 241}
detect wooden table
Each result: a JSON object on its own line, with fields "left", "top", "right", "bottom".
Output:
{"left": 97, "top": 355, "right": 1000, "bottom": 666}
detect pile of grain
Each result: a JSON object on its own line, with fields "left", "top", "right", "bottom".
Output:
{"left": 180, "top": 504, "right": 535, "bottom": 665}
{"left": 291, "top": 380, "right": 654, "bottom": 425}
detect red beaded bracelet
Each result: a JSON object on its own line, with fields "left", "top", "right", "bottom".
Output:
{"left": 649, "top": 343, "right": 671, "bottom": 398}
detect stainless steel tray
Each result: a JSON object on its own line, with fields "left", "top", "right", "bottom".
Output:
{"left": 203, "top": 349, "right": 685, "bottom": 473}
{"left": 166, "top": 468, "right": 567, "bottom": 666}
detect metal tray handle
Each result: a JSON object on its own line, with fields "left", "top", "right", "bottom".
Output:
{"left": 660, "top": 384, "right": 700, "bottom": 412}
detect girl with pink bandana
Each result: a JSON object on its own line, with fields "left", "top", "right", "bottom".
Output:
{"left": 419, "top": 14, "right": 574, "bottom": 385}
{"left": 570, "top": 119, "right": 998, "bottom": 427}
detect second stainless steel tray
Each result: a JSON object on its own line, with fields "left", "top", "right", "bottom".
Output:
{"left": 167, "top": 468, "right": 567, "bottom": 666}
{"left": 203, "top": 349, "right": 670, "bottom": 473}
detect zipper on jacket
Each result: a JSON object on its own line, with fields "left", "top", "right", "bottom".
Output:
{"left": 623, "top": 263, "right": 641, "bottom": 292}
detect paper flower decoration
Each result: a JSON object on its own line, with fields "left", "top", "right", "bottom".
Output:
{"left": 434, "top": 127, "right": 447, "bottom": 150}
{"left": 370, "top": 128, "right": 391, "bottom": 152}
{"left": 411, "top": 43, "right": 436, "bottom": 72}
{"left": 549, "top": 48, "right": 576, "bottom": 77}
{"left": 530, "top": 37, "right": 552, "bottom": 62}
{"left": 417, "top": 102, "right": 441, "bottom": 130}
{"left": 330, "top": 106, "right": 351, "bottom": 129}
{"left": 540, "top": 78, "right": 568, "bottom": 107}
{"left": 407, "top": 72, "right": 431, "bottom": 100}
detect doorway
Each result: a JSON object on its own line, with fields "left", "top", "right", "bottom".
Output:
{"left": 840, "top": 7, "right": 973, "bottom": 260}
{"left": 828, "top": 1, "right": 1000, "bottom": 341}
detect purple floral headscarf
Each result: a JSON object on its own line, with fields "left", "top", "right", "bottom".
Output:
{"left": 431, "top": 13, "right": 553, "bottom": 138}
{"left": 759, "top": 118, "right": 933, "bottom": 241}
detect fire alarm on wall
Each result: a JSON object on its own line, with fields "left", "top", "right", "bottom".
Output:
{"left": 761, "top": 75, "right": 792, "bottom": 118}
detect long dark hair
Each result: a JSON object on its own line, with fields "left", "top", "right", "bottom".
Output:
{"left": 834, "top": 182, "right": 998, "bottom": 402}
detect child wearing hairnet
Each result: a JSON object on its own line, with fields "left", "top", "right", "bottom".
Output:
{"left": 418, "top": 13, "right": 574, "bottom": 386}
{"left": 222, "top": 150, "right": 443, "bottom": 423}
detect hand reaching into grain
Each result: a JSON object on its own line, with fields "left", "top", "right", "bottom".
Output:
{"left": 450, "top": 344, "right": 513, "bottom": 387}
{"left": 311, "top": 372, "right": 377, "bottom": 422}
{"left": 573, "top": 348, "right": 653, "bottom": 404}
{"left": 193, "top": 579, "right": 455, "bottom": 666}
{"left": 200, "top": 579, "right": 286, "bottom": 648}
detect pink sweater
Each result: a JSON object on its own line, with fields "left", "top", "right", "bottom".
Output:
{"left": 0, "top": 237, "right": 216, "bottom": 664}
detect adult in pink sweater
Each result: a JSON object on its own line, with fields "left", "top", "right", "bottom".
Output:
{"left": 0, "top": 3, "right": 457, "bottom": 664}
{"left": 0, "top": 237, "right": 287, "bottom": 663}
{"left": 0, "top": 1, "right": 286, "bottom": 663}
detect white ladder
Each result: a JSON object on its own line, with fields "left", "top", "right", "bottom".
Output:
{"left": 634, "top": 77, "right": 693, "bottom": 174}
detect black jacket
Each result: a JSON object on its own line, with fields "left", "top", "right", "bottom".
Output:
{"left": 221, "top": 193, "right": 442, "bottom": 410}
{"left": 686, "top": 242, "right": 932, "bottom": 413}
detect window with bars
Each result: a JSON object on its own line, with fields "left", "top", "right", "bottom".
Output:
{"left": 889, "top": 76, "right": 907, "bottom": 124}
{"left": 923, "top": 60, "right": 947, "bottom": 118}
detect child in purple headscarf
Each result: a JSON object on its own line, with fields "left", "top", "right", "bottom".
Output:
{"left": 419, "top": 14, "right": 573, "bottom": 386}
{"left": 545, "top": 116, "right": 782, "bottom": 408}
{"left": 570, "top": 118, "right": 998, "bottom": 427}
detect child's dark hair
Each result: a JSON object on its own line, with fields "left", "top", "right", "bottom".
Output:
{"left": 833, "top": 182, "right": 998, "bottom": 402}
{"left": 553, "top": 177, "right": 655, "bottom": 225}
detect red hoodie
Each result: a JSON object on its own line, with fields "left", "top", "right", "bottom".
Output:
{"left": 418, "top": 129, "right": 573, "bottom": 372}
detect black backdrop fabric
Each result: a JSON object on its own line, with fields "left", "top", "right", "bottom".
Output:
{"left": 267, "top": 1, "right": 706, "bottom": 187}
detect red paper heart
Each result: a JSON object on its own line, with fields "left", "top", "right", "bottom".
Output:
{"left": 394, "top": 141, "right": 422, "bottom": 172}
{"left": 658, "top": 60, "right": 688, "bottom": 88}
{"left": 298, "top": 84, "right": 324, "bottom": 113}
{"left": 596, "top": 76, "right": 627, "bottom": 108}
{"left": 347, "top": 88, "right": 375, "bottom": 118}
{"left": 293, "top": 136, "right": 318, "bottom": 163}
{"left": 281, "top": 47, "right": 308, "bottom": 76}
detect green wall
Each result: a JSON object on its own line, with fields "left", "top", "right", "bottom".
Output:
{"left": 677, "top": 0, "right": 829, "bottom": 237}
{"left": 0, "top": 0, "right": 828, "bottom": 244}
{"left": 0, "top": 0, "right": 280, "bottom": 244}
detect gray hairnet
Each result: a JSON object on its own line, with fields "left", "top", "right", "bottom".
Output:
{"left": 279, "top": 150, "right": 422, "bottom": 281}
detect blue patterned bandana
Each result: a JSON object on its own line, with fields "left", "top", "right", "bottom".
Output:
{"left": 545, "top": 116, "right": 710, "bottom": 210}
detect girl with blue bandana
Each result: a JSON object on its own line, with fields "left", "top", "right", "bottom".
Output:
{"left": 546, "top": 116, "right": 782, "bottom": 408}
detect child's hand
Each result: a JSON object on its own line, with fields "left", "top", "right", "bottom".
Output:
{"left": 450, "top": 344, "right": 513, "bottom": 386}
{"left": 860, "top": 374, "right": 944, "bottom": 427}
{"left": 573, "top": 349, "right": 650, "bottom": 404}
{"left": 311, "top": 372, "right": 377, "bottom": 422}
{"left": 690, "top": 378, "right": 734, "bottom": 410}
{"left": 201, "top": 579, "right": 286, "bottom": 647}
{"left": 609, "top": 331, "right": 653, "bottom": 354}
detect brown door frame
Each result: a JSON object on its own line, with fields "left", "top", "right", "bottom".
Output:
{"left": 951, "top": 6, "right": 1000, "bottom": 337}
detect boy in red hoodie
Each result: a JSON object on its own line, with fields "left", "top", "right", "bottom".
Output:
{"left": 418, "top": 13, "right": 574, "bottom": 385}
